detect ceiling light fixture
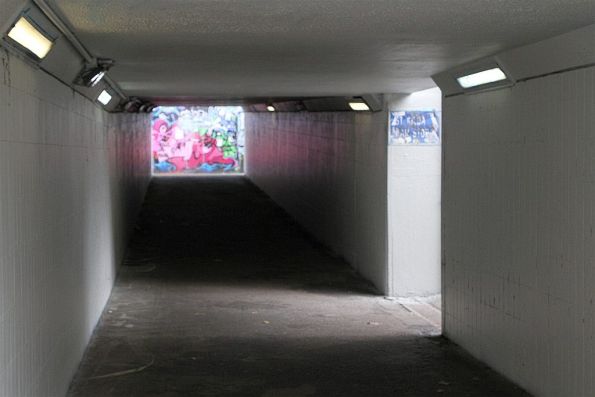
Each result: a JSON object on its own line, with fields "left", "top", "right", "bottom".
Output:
{"left": 97, "top": 90, "right": 112, "bottom": 105}
{"left": 123, "top": 98, "right": 142, "bottom": 113}
{"left": 267, "top": 105, "right": 276, "bottom": 112}
{"left": 138, "top": 103, "right": 155, "bottom": 113}
{"left": 457, "top": 67, "right": 507, "bottom": 89}
{"left": 7, "top": 16, "right": 53, "bottom": 59}
{"left": 348, "top": 100, "right": 370, "bottom": 111}
{"left": 75, "top": 58, "right": 114, "bottom": 88}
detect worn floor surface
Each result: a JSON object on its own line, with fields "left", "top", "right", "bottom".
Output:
{"left": 67, "top": 177, "right": 530, "bottom": 397}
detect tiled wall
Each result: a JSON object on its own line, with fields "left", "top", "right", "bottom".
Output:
{"left": 246, "top": 111, "right": 388, "bottom": 293}
{"left": 0, "top": 51, "right": 150, "bottom": 396}
{"left": 443, "top": 66, "right": 595, "bottom": 396}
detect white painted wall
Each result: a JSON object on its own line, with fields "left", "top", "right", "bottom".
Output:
{"left": 0, "top": 50, "right": 150, "bottom": 396}
{"left": 388, "top": 88, "right": 442, "bottom": 297}
{"left": 246, "top": 111, "right": 388, "bottom": 293}
{"left": 443, "top": 65, "right": 595, "bottom": 396}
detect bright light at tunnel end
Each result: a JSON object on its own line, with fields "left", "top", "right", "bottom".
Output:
{"left": 457, "top": 67, "right": 507, "bottom": 89}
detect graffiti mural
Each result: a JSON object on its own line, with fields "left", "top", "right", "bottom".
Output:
{"left": 152, "top": 106, "right": 245, "bottom": 174}
{"left": 389, "top": 110, "right": 441, "bottom": 145}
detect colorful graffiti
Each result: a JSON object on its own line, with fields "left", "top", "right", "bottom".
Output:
{"left": 152, "top": 106, "right": 245, "bottom": 174}
{"left": 389, "top": 110, "right": 441, "bottom": 145}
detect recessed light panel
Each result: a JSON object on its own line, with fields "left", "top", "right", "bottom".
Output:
{"left": 349, "top": 101, "right": 370, "bottom": 111}
{"left": 267, "top": 105, "right": 275, "bottom": 112}
{"left": 7, "top": 17, "right": 53, "bottom": 59}
{"left": 457, "top": 67, "right": 507, "bottom": 89}
{"left": 97, "top": 90, "right": 112, "bottom": 105}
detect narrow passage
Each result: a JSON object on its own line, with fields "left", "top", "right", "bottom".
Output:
{"left": 68, "top": 177, "right": 529, "bottom": 397}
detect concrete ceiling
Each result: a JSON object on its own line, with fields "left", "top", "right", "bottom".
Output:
{"left": 49, "top": 0, "right": 595, "bottom": 102}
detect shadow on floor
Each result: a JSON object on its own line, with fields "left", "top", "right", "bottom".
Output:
{"left": 67, "top": 177, "right": 530, "bottom": 397}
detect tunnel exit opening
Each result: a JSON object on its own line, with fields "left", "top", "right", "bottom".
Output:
{"left": 151, "top": 106, "right": 246, "bottom": 175}
{"left": 387, "top": 88, "right": 442, "bottom": 327}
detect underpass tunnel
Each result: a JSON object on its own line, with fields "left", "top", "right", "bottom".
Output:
{"left": 0, "top": 1, "right": 594, "bottom": 396}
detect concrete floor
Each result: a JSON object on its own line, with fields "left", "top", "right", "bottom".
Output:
{"left": 67, "top": 177, "right": 530, "bottom": 397}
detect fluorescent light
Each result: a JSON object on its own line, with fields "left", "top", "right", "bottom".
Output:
{"left": 97, "top": 90, "right": 112, "bottom": 105}
{"left": 75, "top": 59, "right": 114, "bottom": 88}
{"left": 76, "top": 67, "right": 106, "bottom": 87}
{"left": 90, "top": 70, "right": 106, "bottom": 87}
{"left": 349, "top": 101, "right": 370, "bottom": 111}
{"left": 267, "top": 105, "right": 275, "bottom": 112}
{"left": 457, "top": 67, "right": 507, "bottom": 89}
{"left": 7, "top": 17, "right": 53, "bottom": 59}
